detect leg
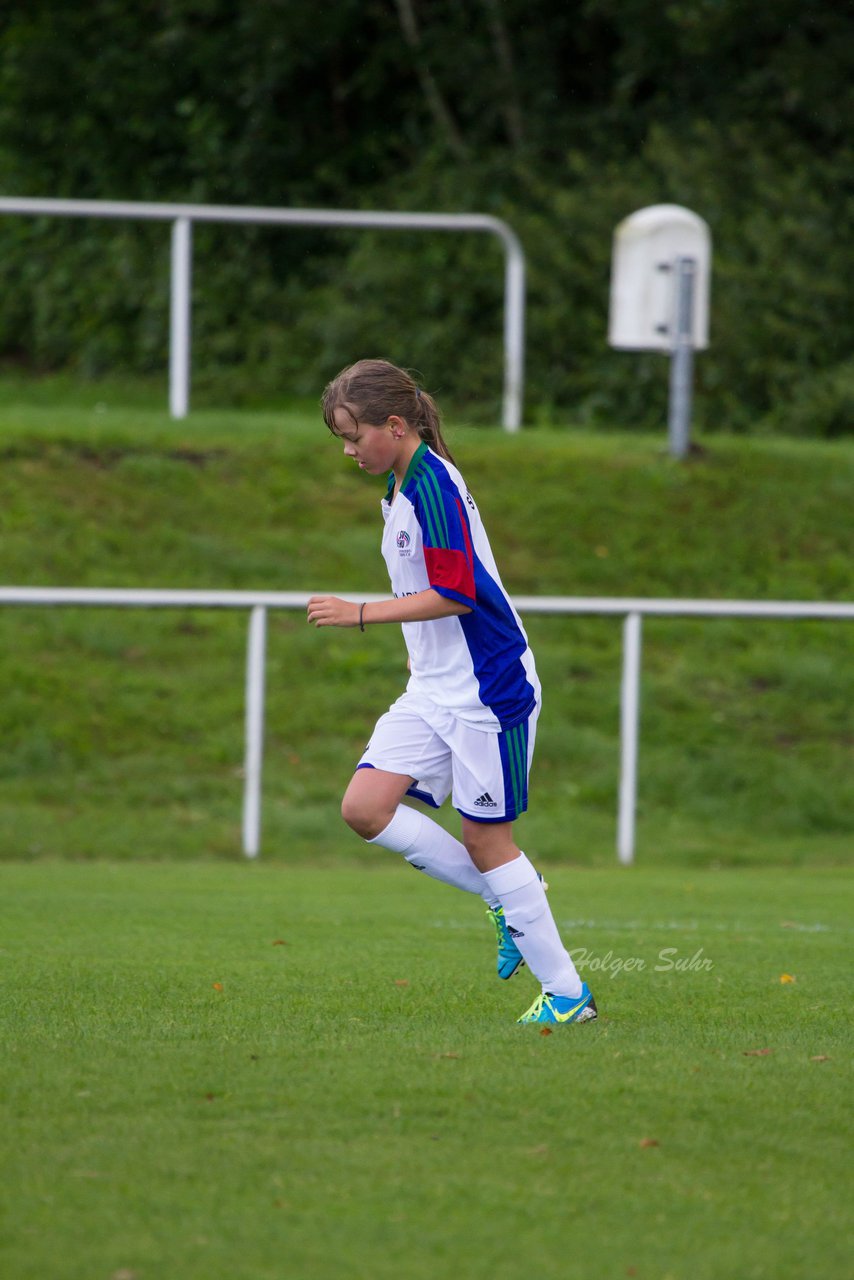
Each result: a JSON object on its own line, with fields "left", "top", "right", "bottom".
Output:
{"left": 463, "top": 819, "right": 585, "bottom": 1002}
{"left": 342, "top": 767, "right": 496, "bottom": 901}
{"left": 341, "top": 767, "right": 414, "bottom": 840}
{"left": 460, "top": 816, "right": 520, "bottom": 872}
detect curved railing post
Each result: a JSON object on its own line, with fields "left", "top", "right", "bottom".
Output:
{"left": 498, "top": 222, "right": 525, "bottom": 432}
{"left": 169, "top": 216, "right": 192, "bottom": 419}
{"left": 0, "top": 197, "right": 524, "bottom": 431}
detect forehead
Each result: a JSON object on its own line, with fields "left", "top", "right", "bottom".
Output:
{"left": 331, "top": 405, "right": 390, "bottom": 436}
{"left": 331, "top": 406, "right": 359, "bottom": 436}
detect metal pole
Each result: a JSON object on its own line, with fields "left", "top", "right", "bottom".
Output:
{"left": 169, "top": 217, "right": 192, "bottom": 419}
{"left": 617, "top": 611, "right": 643, "bottom": 865}
{"left": 502, "top": 233, "right": 525, "bottom": 432}
{"left": 0, "top": 197, "right": 525, "bottom": 432}
{"left": 242, "top": 605, "right": 267, "bottom": 858}
{"left": 667, "top": 255, "right": 696, "bottom": 459}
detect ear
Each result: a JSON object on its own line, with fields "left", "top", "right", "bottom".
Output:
{"left": 387, "top": 414, "right": 407, "bottom": 439}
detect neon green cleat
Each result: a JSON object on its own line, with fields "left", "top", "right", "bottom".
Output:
{"left": 517, "top": 985, "right": 598, "bottom": 1025}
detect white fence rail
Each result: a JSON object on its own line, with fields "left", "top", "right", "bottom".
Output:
{"left": 1, "top": 587, "right": 851, "bottom": 862}
{"left": 0, "top": 196, "right": 526, "bottom": 431}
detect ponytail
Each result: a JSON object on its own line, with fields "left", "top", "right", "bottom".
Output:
{"left": 412, "top": 385, "right": 455, "bottom": 465}
{"left": 322, "top": 359, "right": 457, "bottom": 467}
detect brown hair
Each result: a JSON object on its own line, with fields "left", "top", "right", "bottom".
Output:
{"left": 321, "top": 359, "right": 456, "bottom": 465}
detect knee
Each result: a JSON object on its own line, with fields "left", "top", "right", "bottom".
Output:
{"left": 341, "top": 769, "right": 409, "bottom": 841}
{"left": 341, "top": 791, "right": 386, "bottom": 841}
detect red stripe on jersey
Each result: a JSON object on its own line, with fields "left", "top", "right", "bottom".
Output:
{"left": 424, "top": 545, "right": 475, "bottom": 604}
{"left": 455, "top": 496, "right": 476, "bottom": 570}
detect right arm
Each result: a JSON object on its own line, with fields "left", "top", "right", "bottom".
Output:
{"left": 306, "top": 590, "right": 471, "bottom": 629}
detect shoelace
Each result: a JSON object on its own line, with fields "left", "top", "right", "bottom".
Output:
{"left": 486, "top": 905, "right": 505, "bottom": 943}
{"left": 521, "top": 992, "right": 548, "bottom": 1020}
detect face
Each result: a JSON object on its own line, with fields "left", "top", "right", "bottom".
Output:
{"left": 331, "top": 407, "right": 399, "bottom": 475}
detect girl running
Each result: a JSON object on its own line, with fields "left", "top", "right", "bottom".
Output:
{"left": 307, "top": 358, "right": 596, "bottom": 1025}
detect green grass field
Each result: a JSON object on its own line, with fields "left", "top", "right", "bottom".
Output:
{"left": 0, "top": 381, "right": 851, "bottom": 1277}
{"left": 1, "top": 860, "right": 850, "bottom": 1280}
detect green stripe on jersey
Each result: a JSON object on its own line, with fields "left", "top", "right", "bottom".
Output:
{"left": 415, "top": 466, "right": 450, "bottom": 549}
{"left": 507, "top": 725, "right": 525, "bottom": 811}
{"left": 398, "top": 441, "right": 428, "bottom": 495}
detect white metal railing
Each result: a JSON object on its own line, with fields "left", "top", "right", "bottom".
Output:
{"left": 2, "top": 586, "right": 851, "bottom": 863}
{"left": 0, "top": 196, "right": 526, "bottom": 431}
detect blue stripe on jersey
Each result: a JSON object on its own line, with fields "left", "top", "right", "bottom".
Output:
{"left": 404, "top": 445, "right": 537, "bottom": 730}
{"left": 405, "top": 451, "right": 455, "bottom": 553}
{"left": 459, "top": 554, "right": 537, "bottom": 729}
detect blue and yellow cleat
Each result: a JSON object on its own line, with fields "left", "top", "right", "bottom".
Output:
{"left": 517, "top": 984, "right": 598, "bottom": 1025}
{"left": 486, "top": 904, "right": 525, "bottom": 980}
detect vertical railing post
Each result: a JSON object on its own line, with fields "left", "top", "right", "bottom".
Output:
{"left": 242, "top": 605, "right": 267, "bottom": 858}
{"left": 617, "top": 611, "right": 643, "bottom": 865}
{"left": 501, "top": 230, "right": 526, "bottom": 433}
{"left": 169, "top": 216, "right": 192, "bottom": 419}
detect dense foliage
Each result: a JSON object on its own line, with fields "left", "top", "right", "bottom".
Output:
{"left": 0, "top": 1, "right": 851, "bottom": 431}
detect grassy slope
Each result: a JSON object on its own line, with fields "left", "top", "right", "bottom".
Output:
{"left": 0, "top": 385, "right": 852, "bottom": 865}
{"left": 0, "top": 861, "right": 850, "bottom": 1280}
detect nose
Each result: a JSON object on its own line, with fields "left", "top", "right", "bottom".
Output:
{"left": 343, "top": 440, "right": 357, "bottom": 457}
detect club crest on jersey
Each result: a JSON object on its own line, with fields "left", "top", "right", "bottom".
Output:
{"left": 396, "top": 529, "right": 412, "bottom": 556}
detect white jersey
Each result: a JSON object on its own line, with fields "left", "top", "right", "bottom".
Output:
{"left": 380, "top": 442, "right": 540, "bottom": 732}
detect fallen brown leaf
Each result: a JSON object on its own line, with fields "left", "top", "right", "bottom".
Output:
{"left": 743, "top": 1048, "right": 774, "bottom": 1057}
{"left": 212, "top": 982, "right": 223, "bottom": 991}
{"left": 639, "top": 1137, "right": 659, "bottom": 1148}
{"left": 540, "top": 1026, "right": 553, "bottom": 1037}
{"left": 394, "top": 979, "right": 410, "bottom": 987}
{"left": 810, "top": 1054, "right": 831, "bottom": 1063}
{"left": 271, "top": 939, "right": 288, "bottom": 946}
{"left": 779, "top": 973, "right": 796, "bottom": 983}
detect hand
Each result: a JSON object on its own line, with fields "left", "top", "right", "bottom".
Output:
{"left": 307, "top": 595, "right": 361, "bottom": 628}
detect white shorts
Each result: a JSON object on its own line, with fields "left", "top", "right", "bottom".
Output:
{"left": 357, "top": 691, "right": 539, "bottom": 823}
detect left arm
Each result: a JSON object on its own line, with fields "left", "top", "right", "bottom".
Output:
{"left": 307, "top": 590, "right": 471, "bottom": 629}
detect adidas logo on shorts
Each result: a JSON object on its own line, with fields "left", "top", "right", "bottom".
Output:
{"left": 473, "top": 792, "right": 498, "bottom": 808}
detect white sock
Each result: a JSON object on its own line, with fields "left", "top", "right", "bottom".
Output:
{"left": 483, "top": 852, "right": 583, "bottom": 998}
{"left": 368, "top": 805, "right": 500, "bottom": 906}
